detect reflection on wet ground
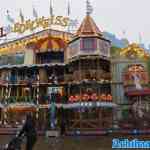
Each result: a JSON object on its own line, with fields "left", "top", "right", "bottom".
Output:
{"left": 0, "top": 135, "right": 150, "bottom": 150}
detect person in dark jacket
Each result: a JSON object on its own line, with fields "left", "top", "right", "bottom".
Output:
{"left": 60, "top": 107, "right": 66, "bottom": 136}
{"left": 18, "top": 113, "right": 37, "bottom": 150}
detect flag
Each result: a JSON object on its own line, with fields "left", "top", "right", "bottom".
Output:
{"left": 19, "top": 9, "right": 24, "bottom": 22}
{"left": 67, "top": 0, "right": 71, "bottom": 16}
{"left": 50, "top": 0, "right": 53, "bottom": 16}
{"left": 33, "top": 7, "right": 38, "bottom": 18}
{"left": 86, "top": 0, "right": 93, "bottom": 15}
{"left": 6, "top": 10, "right": 15, "bottom": 23}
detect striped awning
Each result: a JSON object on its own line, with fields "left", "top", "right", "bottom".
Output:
{"left": 27, "top": 36, "right": 67, "bottom": 53}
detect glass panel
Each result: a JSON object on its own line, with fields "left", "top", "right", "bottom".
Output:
{"left": 0, "top": 53, "right": 24, "bottom": 65}
{"left": 36, "top": 52, "right": 64, "bottom": 64}
{"left": 82, "top": 38, "right": 96, "bottom": 51}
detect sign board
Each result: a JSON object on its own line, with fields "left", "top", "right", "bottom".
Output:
{"left": 0, "top": 16, "right": 70, "bottom": 37}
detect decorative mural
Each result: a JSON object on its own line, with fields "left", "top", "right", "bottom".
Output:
{"left": 123, "top": 64, "right": 149, "bottom": 88}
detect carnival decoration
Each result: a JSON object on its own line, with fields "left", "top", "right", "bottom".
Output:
{"left": 0, "top": 29, "right": 71, "bottom": 56}
{"left": 123, "top": 65, "right": 149, "bottom": 87}
{"left": 120, "top": 43, "right": 150, "bottom": 59}
{"left": 6, "top": 10, "right": 15, "bottom": 23}
{"left": 91, "top": 93, "right": 98, "bottom": 100}
{"left": 82, "top": 94, "right": 90, "bottom": 101}
{"left": 0, "top": 16, "right": 71, "bottom": 39}
{"left": 33, "top": 7, "right": 38, "bottom": 19}
{"left": 63, "top": 102, "right": 117, "bottom": 109}
{"left": 49, "top": 0, "right": 54, "bottom": 17}
{"left": 12, "top": 16, "right": 70, "bottom": 33}
{"left": 19, "top": 9, "right": 24, "bottom": 23}
{"left": 6, "top": 102, "right": 36, "bottom": 112}
{"left": 68, "top": 94, "right": 112, "bottom": 102}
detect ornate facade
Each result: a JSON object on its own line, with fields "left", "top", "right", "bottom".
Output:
{"left": 0, "top": 13, "right": 117, "bottom": 133}
{"left": 111, "top": 43, "right": 150, "bottom": 129}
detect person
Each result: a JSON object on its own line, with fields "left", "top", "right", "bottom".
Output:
{"left": 18, "top": 113, "right": 37, "bottom": 150}
{"left": 60, "top": 107, "right": 66, "bottom": 136}
{"left": 7, "top": 136, "right": 22, "bottom": 150}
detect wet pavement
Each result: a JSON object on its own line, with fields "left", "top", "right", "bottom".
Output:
{"left": 0, "top": 135, "right": 150, "bottom": 150}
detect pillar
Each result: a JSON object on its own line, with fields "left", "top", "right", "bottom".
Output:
{"left": 3, "top": 108, "right": 7, "bottom": 125}
{"left": 36, "top": 74, "right": 40, "bottom": 105}
{"left": 24, "top": 48, "right": 35, "bottom": 65}
{"left": 112, "top": 106, "right": 122, "bottom": 129}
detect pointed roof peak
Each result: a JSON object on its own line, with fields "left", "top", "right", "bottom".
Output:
{"left": 75, "top": 15, "right": 102, "bottom": 38}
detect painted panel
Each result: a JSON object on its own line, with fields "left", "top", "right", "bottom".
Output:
{"left": 67, "top": 39, "right": 80, "bottom": 59}
{"left": 99, "top": 39, "right": 110, "bottom": 57}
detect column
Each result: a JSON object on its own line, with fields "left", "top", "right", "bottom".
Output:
{"left": 112, "top": 106, "right": 121, "bottom": 129}
{"left": 24, "top": 48, "right": 35, "bottom": 65}
{"left": 3, "top": 77, "right": 9, "bottom": 125}
{"left": 36, "top": 74, "right": 40, "bottom": 105}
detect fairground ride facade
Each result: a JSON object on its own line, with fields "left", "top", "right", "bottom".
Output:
{"left": 0, "top": 12, "right": 117, "bottom": 134}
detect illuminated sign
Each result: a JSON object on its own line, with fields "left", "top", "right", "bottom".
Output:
{"left": 12, "top": 16, "right": 69, "bottom": 33}
{"left": 0, "top": 16, "right": 70, "bottom": 37}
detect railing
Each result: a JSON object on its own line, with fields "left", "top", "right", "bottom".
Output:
{"left": 65, "top": 70, "right": 111, "bottom": 82}
{"left": 0, "top": 96, "right": 37, "bottom": 104}
{"left": 0, "top": 76, "right": 65, "bottom": 86}
{"left": 0, "top": 79, "right": 8, "bottom": 85}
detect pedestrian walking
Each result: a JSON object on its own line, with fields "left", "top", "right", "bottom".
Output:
{"left": 18, "top": 113, "right": 37, "bottom": 150}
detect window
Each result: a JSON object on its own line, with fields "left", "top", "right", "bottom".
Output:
{"left": 37, "top": 52, "right": 64, "bottom": 64}
{"left": 0, "top": 53, "right": 24, "bottom": 65}
{"left": 81, "top": 38, "right": 96, "bottom": 51}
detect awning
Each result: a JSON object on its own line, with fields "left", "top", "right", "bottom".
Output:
{"left": 125, "top": 88, "right": 150, "bottom": 96}
{"left": 27, "top": 36, "right": 67, "bottom": 52}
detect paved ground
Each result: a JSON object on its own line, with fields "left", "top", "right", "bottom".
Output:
{"left": 0, "top": 135, "right": 150, "bottom": 150}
